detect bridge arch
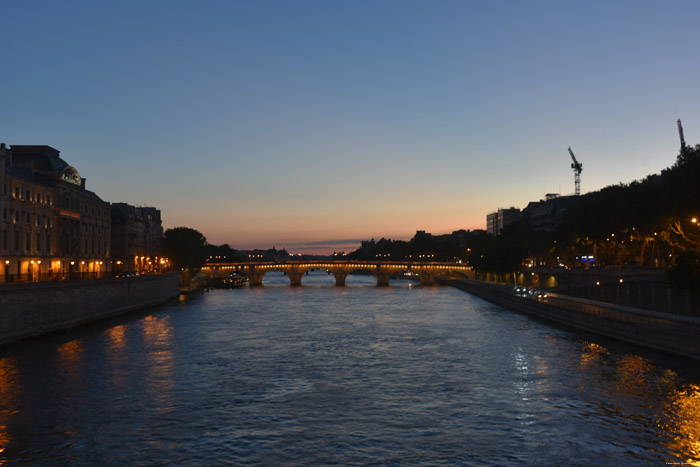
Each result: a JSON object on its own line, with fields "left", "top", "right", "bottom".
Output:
{"left": 335, "top": 266, "right": 378, "bottom": 286}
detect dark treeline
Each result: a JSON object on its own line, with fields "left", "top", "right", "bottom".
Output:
{"left": 345, "top": 230, "right": 468, "bottom": 262}
{"left": 559, "top": 144, "right": 700, "bottom": 288}
{"left": 562, "top": 144, "right": 700, "bottom": 259}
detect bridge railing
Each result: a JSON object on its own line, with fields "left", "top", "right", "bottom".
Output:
{"left": 202, "top": 260, "right": 473, "bottom": 268}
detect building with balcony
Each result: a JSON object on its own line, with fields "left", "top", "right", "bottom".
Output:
{"left": 1, "top": 144, "right": 111, "bottom": 282}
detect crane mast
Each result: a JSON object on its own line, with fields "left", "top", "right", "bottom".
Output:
{"left": 678, "top": 119, "right": 687, "bottom": 151}
{"left": 568, "top": 147, "right": 583, "bottom": 196}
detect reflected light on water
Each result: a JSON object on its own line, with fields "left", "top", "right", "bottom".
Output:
{"left": 57, "top": 339, "right": 84, "bottom": 367}
{"left": 104, "top": 325, "right": 128, "bottom": 389}
{"left": 0, "top": 358, "right": 20, "bottom": 463}
{"left": 577, "top": 341, "right": 700, "bottom": 464}
{"left": 56, "top": 339, "right": 85, "bottom": 392}
{"left": 105, "top": 324, "right": 126, "bottom": 350}
{"left": 664, "top": 383, "right": 700, "bottom": 465}
{"left": 579, "top": 341, "right": 608, "bottom": 368}
{"left": 613, "top": 354, "right": 655, "bottom": 397}
{"left": 140, "top": 316, "right": 175, "bottom": 411}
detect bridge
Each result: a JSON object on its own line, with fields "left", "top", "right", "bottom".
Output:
{"left": 201, "top": 260, "right": 474, "bottom": 286}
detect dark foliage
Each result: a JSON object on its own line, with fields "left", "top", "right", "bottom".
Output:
{"left": 161, "top": 227, "right": 207, "bottom": 269}
{"left": 347, "top": 232, "right": 465, "bottom": 262}
{"left": 666, "top": 250, "right": 700, "bottom": 290}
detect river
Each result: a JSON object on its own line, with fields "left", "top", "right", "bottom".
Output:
{"left": 1, "top": 270, "right": 699, "bottom": 465}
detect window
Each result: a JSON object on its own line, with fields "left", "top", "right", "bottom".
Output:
{"left": 25, "top": 232, "right": 31, "bottom": 252}
{"left": 36, "top": 232, "right": 41, "bottom": 252}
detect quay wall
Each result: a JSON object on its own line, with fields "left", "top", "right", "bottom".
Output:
{"left": 441, "top": 278, "right": 700, "bottom": 362}
{"left": 0, "top": 272, "right": 180, "bottom": 346}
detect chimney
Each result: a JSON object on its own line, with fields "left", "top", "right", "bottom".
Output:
{"left": 0, "top": 143, "right": 11, "bottom": 168}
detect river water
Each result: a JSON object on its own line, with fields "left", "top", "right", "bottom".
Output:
{"left": 1, "top": 271, "right": 700, "bottom": 466}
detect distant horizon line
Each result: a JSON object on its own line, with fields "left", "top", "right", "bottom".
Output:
{"left": 209, "top": 227, "right": 487, "bottom": 255}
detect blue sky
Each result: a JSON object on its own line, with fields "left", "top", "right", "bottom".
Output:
{"left": 3, "top": 1, "right": 699, "bottom": 253}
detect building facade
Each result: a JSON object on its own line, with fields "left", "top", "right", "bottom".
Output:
{"left": 1, "top": 144, "right": 111, "bottom": 281}
{"left": 486, "top": 207, "right": 521, "bottom": 235}
{"left": 111, "top": 203, "right": 163, "bottom": 273}
{"left": 521, "top": 194, "right": 575, "bottom": 233}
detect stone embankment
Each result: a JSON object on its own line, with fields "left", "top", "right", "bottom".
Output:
{"left": 440, "top": 277, "right": 700, "bottom": 362}
{"left": 0, "top": 271, "right": 180, "bottom": 346}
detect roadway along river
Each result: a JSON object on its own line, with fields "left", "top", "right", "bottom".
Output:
{"left": 1, "top": 271, "right": 700, "bottom": 465}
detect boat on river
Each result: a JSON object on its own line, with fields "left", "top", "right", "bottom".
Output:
{"left": 212, "top": 273, "right": 248, "bottom": 289}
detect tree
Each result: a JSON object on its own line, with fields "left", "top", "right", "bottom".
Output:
{"left": 203, "top": 243, "right": 246, "bottom": 262}
{"left": 161, "top": 227, "right": 207, "bottom": 269}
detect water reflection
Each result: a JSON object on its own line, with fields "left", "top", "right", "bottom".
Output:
{"left": 663, "top": 383, "right": 700, "bottom": 465}
{"left": 579, "top": 342, "right": 663, "bottom": 397}
{"left": 575, "top": 340, "right": 700, "bottom": 464}
{"left": 140, "top": 315, "right": 175, "bottom": 414}
{"left": 57, "top": 339, "right": 84, "bottom": 369}
{"left": 104, "top": 324, "right": 128, "bottom": 389}
{"left": 105, "top": 324, "right": 126, "bottom": 350}
{"left": 56, "top": 339, "right": 85, "bottom": 397}
{"left": 579, "top": 341, "right": 607, "bottom": 368}
{"left": 613, "top": 354, "right": 656, "bottom": 397}
{"left": 1, "top": 287, "right": 700, "bottom": 464}
{"left": 0, "top": 358, "right": 20, "bottom": 463}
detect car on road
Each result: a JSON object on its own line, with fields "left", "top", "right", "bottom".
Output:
{"left": 528, "top": 289, "right": 548, "bottom": 299}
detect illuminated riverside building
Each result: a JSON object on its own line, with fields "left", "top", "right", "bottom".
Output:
{"left": 0, "top": 144, "right": 111, "bottom": 281}
{"left": 110, "top": 203, "right": 163, "bottom": 272}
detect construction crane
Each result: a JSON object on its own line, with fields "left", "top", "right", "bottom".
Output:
{"left": 678, "top": 119, "right": 687, "bottom": 151}
{"left": 568, "top": 147, "right": 583, "bottom": 196}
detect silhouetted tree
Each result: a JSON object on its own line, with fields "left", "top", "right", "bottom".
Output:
{"left": 161, "top": 227, "right": 207, "bottom": 269}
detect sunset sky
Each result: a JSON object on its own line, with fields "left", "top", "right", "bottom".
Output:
{"left": 3, "top": 1, "right": 700, "bottom": 253}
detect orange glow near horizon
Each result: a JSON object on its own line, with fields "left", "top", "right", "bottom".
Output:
{"left": 166, "top": 206, "right": 486, "bottom": 254}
